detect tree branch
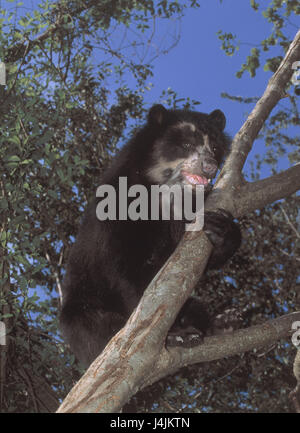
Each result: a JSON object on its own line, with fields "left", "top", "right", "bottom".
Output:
{"left": 221, "top": 29, "right": 300, "bottom": 175}
{"left": 234, "top": 164, "right": 300, "bottom": 217}
{"left": 144, "top": 312, "right": 300, "bottom": 388}
{"left": 57, "top": 29, "right": 300, "bottom": 413}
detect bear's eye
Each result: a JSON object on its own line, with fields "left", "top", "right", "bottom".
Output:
{"left": 163, "top": 168, "right": 173, "bottom": 178}
{"left": 182, "top": 143, "right": 192, "bottom": 150}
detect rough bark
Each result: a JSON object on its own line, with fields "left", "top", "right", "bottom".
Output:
{"left": 57, "top": 30, "right": 300, "bottom": 413}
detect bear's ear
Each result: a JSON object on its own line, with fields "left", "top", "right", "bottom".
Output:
{"left": 209, "top": 109, "right": 226, "bottom": 131}
{"left": 148, "top": 104, "right": 168, "bottom": 126}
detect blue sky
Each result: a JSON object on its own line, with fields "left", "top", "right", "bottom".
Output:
{"left": 134, "top": 1, "right": 299, "bottom": 176}
{"left": 148, "top": 1, "right": 273, "bottom": 122}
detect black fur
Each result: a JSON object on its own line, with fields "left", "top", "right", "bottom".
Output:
{"left": 60, "top": 105, "right": 241, "bottom": 367}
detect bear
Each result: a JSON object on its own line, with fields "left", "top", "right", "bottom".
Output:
{"left": 60, "top": 104, "right": 241, "bottom": 368}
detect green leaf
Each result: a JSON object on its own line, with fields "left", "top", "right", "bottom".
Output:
{"left": 0, "top": 199, "right": 8, "bottom": 210}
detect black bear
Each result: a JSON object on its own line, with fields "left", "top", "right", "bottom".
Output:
{"left": 60, "top": 104, "right": 241, "bottom": 367}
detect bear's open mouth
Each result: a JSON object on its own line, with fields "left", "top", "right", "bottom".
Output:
{"left": 181, "top": 170, "right": 211, "bottom": 186}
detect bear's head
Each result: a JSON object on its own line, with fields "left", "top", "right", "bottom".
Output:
{"left": 145, "top": 104, "right": 230, "bottom": 190}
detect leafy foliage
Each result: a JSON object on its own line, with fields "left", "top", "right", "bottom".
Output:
{"left": 218, "top": 0, "right": 299, "bottom": 78}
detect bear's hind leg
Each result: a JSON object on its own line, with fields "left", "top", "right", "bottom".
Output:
{"left": 60, "top": 304, "right": 126, "bottom": 368}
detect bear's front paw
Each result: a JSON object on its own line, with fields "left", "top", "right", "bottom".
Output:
{"left": 203, "top": 209, "right": 235, "bottom": 247}
{"left": 204, "top": 209, "right": 241, "bottom": 269}
{"left": 166, "top": 326, "right": 204, "bottom": 348}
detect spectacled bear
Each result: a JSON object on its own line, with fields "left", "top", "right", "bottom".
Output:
{"left": 60, "top": 104, "right": 241, "bottom": 368}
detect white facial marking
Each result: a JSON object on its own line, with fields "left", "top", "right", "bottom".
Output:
{"left": 203, "top": 134, "right": 210, "bottom": 147}
{"left": 175, "top": 122, "right": 196, "bottom": 133}
{"left": 147, "top": 157, "right": 184, "bottom": 183}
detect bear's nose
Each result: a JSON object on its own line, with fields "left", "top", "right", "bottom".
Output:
{"left": 201, "top": 158, "right": 218, "bottom": 178}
